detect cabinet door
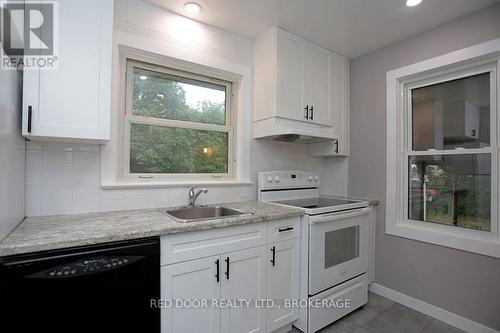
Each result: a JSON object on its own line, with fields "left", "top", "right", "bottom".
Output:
{"left": 276, "top": 31, "right": 305, "bottom": 122}
{"left": 303, "top": 44, "right": 330, "bottom": 126}
{"left": 161, "top": 256, "right": 220, "bottom": 333}
{"left": 22, "top": 0, "right": 112, "bottom": 142}
{"left": 221, "top": 246, "right": 267, "bottom": 333}
{"left": 267, "top": 238, "right": 300, "bottom": 332}
{"left": 329, "top": 53, "right": 350, "bottom": 155}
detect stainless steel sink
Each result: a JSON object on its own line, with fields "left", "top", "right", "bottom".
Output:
{"left": 162, "top": 206, "right": 252, "bottom": 223}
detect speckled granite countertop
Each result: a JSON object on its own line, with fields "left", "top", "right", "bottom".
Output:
{"left": 0, "top": 201, "right": 304, "bottom": 257}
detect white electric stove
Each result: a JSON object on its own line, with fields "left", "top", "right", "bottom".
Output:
{"left": 258, "top": 171, "right": 370, "bottom": 333}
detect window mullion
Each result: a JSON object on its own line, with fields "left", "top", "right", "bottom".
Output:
{"left": 127, "top": 115, "right": 231, "bottom": 133}
{"left": 407, "top": 148, "right": 494, "bottom": 156}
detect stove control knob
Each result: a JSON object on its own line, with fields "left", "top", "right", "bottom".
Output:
{"left": 267, "top": 176, "right": 273, "bottom": 182}
{"left": 274, "top": 176, "right": 280, "bottom": 183}
{"left": 314, "top": 176, "right": 319, "bottom": 182}
{"left": 307, "top": 176, "right": 313, "bottom": 182}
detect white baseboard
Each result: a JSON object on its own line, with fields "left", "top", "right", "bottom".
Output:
{"left": 369, "top": 283, "right": 499, "bottom": 333}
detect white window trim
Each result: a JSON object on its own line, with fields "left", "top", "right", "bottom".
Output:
{"left": 121, "top": 59, "right": 236, "bottom": 181}
{"left": 386, "top": 38, "right": 500, "bottom": 258}
{"left": 100, "top": 42, "right": 253, "bottom": 188}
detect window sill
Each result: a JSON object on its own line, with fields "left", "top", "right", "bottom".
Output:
{"left": 101, "top": 179, "right": 254, "bottom": 189}
{"left": 387, "top": 220, "right": 500, "bottom": 259}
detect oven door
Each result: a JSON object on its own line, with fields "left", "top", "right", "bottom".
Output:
{"left": 308, "top": 208, "right": 369, "bottom": 295}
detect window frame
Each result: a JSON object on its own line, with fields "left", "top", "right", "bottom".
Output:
{"left": 121, "top": 59, "right": 236, "bottom": 181}
{"left": 386, "top": 38, "right": 500, "bottom": 258}
{"left": 404, "top": 63, "right": 497, "bottom": 234}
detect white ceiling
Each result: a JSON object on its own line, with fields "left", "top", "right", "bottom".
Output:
{"left": 147, "top": 0, "right": 500, "bottom": 58}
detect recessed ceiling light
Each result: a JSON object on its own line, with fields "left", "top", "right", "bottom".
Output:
{"left": 139, "top": 75, "right": 148, "bottom": 80}
{"left": 406, "top": 0, "right": 423, "bottom": 7}
{"left": 184, "top": 2, "right": 202, "bottom": 14}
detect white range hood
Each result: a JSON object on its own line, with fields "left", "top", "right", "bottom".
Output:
{"left": 253, "top": 117, "right": 336, "bottom": 143}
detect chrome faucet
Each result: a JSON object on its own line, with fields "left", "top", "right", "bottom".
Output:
{"left": 188, "top": 186, "right": 208, "bottom": 207}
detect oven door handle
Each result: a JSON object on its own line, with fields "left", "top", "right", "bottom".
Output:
{"left": 309, "top": 208, "right": 370, "bottom": 224}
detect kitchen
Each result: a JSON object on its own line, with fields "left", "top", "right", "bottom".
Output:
{"left": 0, "top": 0, "right": 499, "bottom": 333}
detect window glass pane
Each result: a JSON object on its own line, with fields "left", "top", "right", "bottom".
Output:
{"left": 130, "top": 123, "right": 228, "bottom": 174}
{"left": 325, "top": 226, "right": 359, "bottom": 269}
{"left": 411, "top": 73, "right": 490, "bottom": 151}
{"left": 408, "top": 154, "right": 491, "bottom": 231}
{"left": 132, "top": 67, "right": 226, "bottom": 126}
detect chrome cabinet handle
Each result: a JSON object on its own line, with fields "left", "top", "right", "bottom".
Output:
{"left": 309, "top": 105, "right": 314, "bottom": 120}
{"left": 304, "top": 105, "right": 309, "bottom": 119}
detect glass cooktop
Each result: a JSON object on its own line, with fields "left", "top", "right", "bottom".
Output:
{"left": 272, "top": 197, "right": 361, "bottom": 209}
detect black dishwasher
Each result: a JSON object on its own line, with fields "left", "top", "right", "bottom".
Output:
{"left": 0, "top": 237, "right": 160, "bottom": 333}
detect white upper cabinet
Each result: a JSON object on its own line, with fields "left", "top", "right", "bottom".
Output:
{"left": 276, "top": 32, "right": 304, "bottom": 122}
{"left": 22, "top": 0, "right": 113, "bottom": 143}
{"left": 329, "top": 52, "right": 350, "bottom": 156}
{"left": 254, "top": 27, "right": 349, "bottom": 147}
{"left": 303, "top": 43, "right": 331, "bottom": 125}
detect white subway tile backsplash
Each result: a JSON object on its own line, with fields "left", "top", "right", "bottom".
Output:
{"left": 100, "top": 189, "right": 127, "bottom": 200}
{"left": 72, "top": 177, "right": 100, "bottom": 189}
{"left": 43, "top": 149, "right": 72, "bottom": 164}
{"left": 125, "top": 197, "right": 149, "bottom": 210}
{"left": 73, "top": 152, "right": 100, "bottom": 164}
{"left": 42, "top": 177, "right": 74, "bottom": 190}
{"left": 25, "top": 203, "right": 42, "bottom": 216}
{"left": 26, "top": 163, "right": 42, "bottom": 178}
{"left": 100, "top": 199, "right": 126, "bottom": 212}
{"left": 26, "top": 150, "right": 42, "bottom": 164}
{"left": 147, "top": 195, "right": 170, "bottom": 209}
{"left": 73, "top": 189, "right": 101, "bottom": 202}
{"left": 25, "top": 189, "right": 42, "bottom": 205}
{"left": 43, "top": 202, "right": 72, "bottom": 216}
{"left": 43, "top": 164, "right": 73, "bottom": 178}
{"left": 72, "top": 164, "right": 100, "bottom": 178}
{"left": 25, "top": 177, "right": 42, "bottom": 191}
{"left": 26, "top": 142, "right": 43, "bottom": 151}
{"left": 26, "top": 133, "right": 346, "bottom": 217}
{"left": 124, "top": 189, "right": 149, "bottom": 199}
{"left": 73, "top": 201, "right": 100, "bottom": 214}
{"left": 44, "top": 189, "right": 73, "bottom": 203}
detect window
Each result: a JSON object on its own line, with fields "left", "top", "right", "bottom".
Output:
{"left": 122, "top": 60, "right": 234, "bottom": 179}
{"left": 407, "top": 73, "right": 493, "bottom": 232}
{"left": 386, "top": 38, "right": 500, "bottom": 258}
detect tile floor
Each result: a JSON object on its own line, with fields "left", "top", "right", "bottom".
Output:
{"left": 289, "top": 292, "right": 466, "bottom": 333}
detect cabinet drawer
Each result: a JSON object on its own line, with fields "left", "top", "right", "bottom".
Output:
{"left": 161, "top": 223, "right": 267, "bottom": 266}
{"left": 267, "top": 217, "right": 300, "bottom": 243}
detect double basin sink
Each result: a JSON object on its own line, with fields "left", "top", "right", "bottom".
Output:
{"left": 162, "top": 205, "right": 252, "bottom": 223}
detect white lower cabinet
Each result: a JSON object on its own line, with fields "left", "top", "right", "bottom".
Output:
{"left": 161, "top": 256, "right": 220, "bottom": 333}
{"left": 266, "top": 238, "right": 300, "bottom": 332}
{"left": 160, "top": 218, "right": 301, "bottom": 333}
{"left": 221, "top": 246, "right": 267, "bottom": 333}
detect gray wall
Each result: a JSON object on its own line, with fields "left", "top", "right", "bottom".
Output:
{"left": 349, "top": 3, "right": 500, "bottom": 330}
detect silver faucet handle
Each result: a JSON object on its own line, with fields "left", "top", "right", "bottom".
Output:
{"left": 188, "top": 186, "right": 197, "bottom": 198}
{"left": 201, "top": 188, "right": 208, "bottom": 193}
